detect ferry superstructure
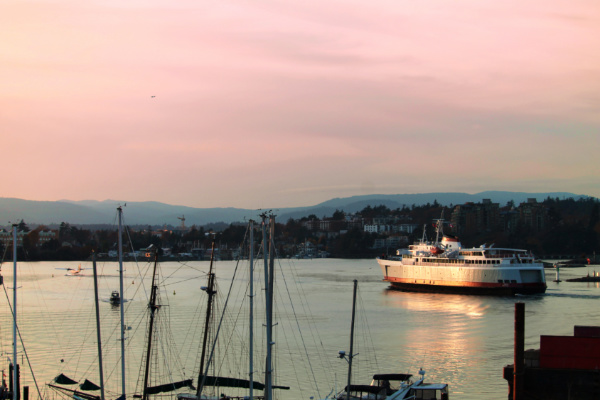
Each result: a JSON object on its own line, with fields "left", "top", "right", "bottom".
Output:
{"left": 377, "top": 222, "right": 547, "bottom": 295}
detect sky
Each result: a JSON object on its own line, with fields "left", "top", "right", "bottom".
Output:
{"left": 2, "top": 0, "right": 599, "bottom": 209}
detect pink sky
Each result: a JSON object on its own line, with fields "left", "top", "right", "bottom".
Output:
{"left": 2, "top": 0, "right": 599, "bottom": 208}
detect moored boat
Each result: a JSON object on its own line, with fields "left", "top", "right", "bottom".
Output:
{"left": 329, "top": 281, "right": 449, "bottom": 400}
{"left": 339, "top": 370, "right": 449, "bottom": 400}
{"left": 377, "top": 219, "right": 547, "bottom": 295}
{"left": 109, "top": 291, "right": 120, "bottom": 305}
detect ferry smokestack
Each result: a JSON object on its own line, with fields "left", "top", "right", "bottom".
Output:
{"left": 514, "top": 302, "right": 525, "bottom": 400}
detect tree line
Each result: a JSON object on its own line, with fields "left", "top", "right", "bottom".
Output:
{"left": 2, "top": 197, "right": 598, "bottom": 261}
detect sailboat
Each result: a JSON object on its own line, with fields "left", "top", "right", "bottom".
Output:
{"left": 1, "top": 224, "right": 46, "bottom": 400}
{"left": 49, "top": 206, "right": 193, "bottom": 400}
{"left": 1, "top": 225, "right": 22, "bottom": 400}
{"left": 138, "top": 251, "right": 194, "bottom": 399}
{"left": 177, "top": 240, "right": 262, "bottom": 400}
{"left": 332, "top": 281, "right": 450, "bottom": 400}
{"left": 178, "top": 215, "right": 292, "bottom": 400}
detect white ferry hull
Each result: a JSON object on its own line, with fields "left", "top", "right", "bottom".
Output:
{"left": 377, "top": 258, "right": 547, "bottom": 295}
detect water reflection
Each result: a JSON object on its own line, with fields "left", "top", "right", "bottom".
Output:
{"left": 4, "top": 259, "right": 600, "bottom": 400}
{"left": 382, "top": 289, "right": 490, "bottom": 319}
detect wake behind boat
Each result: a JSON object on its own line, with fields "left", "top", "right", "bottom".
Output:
{"left": 377, "top": 218, "right": 547, "bottom": 295}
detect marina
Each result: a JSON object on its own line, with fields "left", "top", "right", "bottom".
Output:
{"left": 1, "top": 258, "right": 600, "bottom": 400}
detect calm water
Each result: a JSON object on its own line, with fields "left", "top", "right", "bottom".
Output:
{"left": 1, "top": 258, "right": 599, "bottom": 400}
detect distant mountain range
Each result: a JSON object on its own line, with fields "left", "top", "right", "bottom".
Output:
{"left": 0, "top": 191, "right": 593, "bottom": 227}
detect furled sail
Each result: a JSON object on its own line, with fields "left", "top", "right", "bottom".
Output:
{"left": 198, "top": 376, "right": 289, "bottom": 391}
{"left": 199, "top": 376, "right": 264, "bottom": 390}
{"left": 144, "top": 379, "right": 194, "bottom": 395}
{"left": 47, "top": 384, "right": 101, "bottom": 400}
{"left": 54, "top": 374, "right": 78, "bottom": 385}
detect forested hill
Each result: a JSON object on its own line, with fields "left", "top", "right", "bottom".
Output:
{"left": 0, "top": 191, "right": 592, "bottom": 227}
{"left": 3, "top": 196, "right": 599, "bottom": 261}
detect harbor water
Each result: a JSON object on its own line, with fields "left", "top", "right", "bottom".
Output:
{"left": 1, "top": 258, "right": 599, "bottom": 400}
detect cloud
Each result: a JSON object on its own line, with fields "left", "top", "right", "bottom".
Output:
{"left": 1, "top": 0, "right": 599, "bottom": 207}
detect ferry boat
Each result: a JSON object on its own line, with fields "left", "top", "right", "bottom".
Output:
{"left": 377, "top": 220, "right": 547, "bottom": 295}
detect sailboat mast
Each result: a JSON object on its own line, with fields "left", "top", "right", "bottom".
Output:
{"left": 12, "top": 224, "right": 17, "bottom": 400}
{"left": 434, "top": 211, "right": 444, "bottom": 244}
{"left": 92, "top": 252, "right": 106, "bottom": 400}
{"left": 117, "top": 206, "right": 126, "bottom": 399}
{"left": 249, "top": 221, "right": 254, "bottom": 400}
{"left": 260, "top": 215, "right": 270, "bottom": 400}
{"left": 264, "top": 216, "right": 275, "bottom": 400}
{"left": 196, "top": 241, "right": 217, "bottom": 397}
{"left": 346, "top": 279, "right": 358, "bottom": 400}
{"left": 141, "top": 252, "right": 160, "bottom": 400}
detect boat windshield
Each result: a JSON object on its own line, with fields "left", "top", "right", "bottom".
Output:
{"left": 409, "top": 386, "right": 449, "bottom": 399}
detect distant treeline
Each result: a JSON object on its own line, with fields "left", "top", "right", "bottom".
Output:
{"left": 2, "top": 197, "right": 598, "bottom": 261}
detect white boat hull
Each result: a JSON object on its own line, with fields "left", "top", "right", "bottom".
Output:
{"left": 378, "top": 258, "right": 547, "bottom": 295}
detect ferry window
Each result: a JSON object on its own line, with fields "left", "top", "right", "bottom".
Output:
{"left": 498, "top": 280, "right": 503, "bottom": 283}
{"left": 511, "top": 280, "right": 517, "bottom": 283}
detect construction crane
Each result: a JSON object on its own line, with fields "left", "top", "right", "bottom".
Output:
{"left": 178, "top": 215, "right": 185, "bottom": 230}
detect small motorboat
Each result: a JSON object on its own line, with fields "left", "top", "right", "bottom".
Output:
{"left": 336, "top": 369, "right": 449, "bottom": 399}
{"left": 110, "top": 290, "right": 121, "bottom": 305}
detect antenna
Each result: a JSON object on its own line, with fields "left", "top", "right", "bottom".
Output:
{"left": 177, "top": 215, "right": 186, "bottom": 230}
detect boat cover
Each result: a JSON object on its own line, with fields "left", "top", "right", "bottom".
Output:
{"left": 80, "top": 379, "right": 101, "bottom": 391}
{"left": 372, "top": 373, "right": 412, "bottom": 381}
{"left": 145, "top": 379, "right": 194, "bottom": 395}
{"left": 198, "top": 376, "right": 290, "bottom": 391}
{"left": 54, "top": 374, "right": 78, "bottom": 385}
{"left": 199, "top": 376, "right": 265, "bottom": 390}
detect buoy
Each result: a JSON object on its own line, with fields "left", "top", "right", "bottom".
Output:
{"left": 173, "top": 290, "right": 176, "bottom": 295}
{"left": 132, "top": 281, "right": 135, "bottom": 284}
